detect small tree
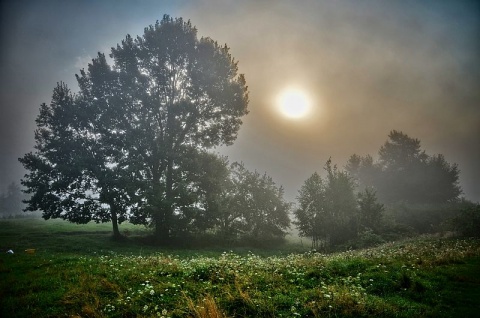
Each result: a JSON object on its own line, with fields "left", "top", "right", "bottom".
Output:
{"left": 357, "top": 187, "right": 384, "bottom": 232}
{"left": 295, "top": 159, "right": 358, "bottom": 250}
{"left": 294, "top": 172, "right": 325, "bottom": 249}
{"left": 423, "top": 154, "right": 462, "bottom": 203}
{"left": 346, "top": 154, "right": 379, "bottom": 192}
{"left": 227, "top": 163, "right": 291, "bottom": 243}
{"left": 324, "top": 159, "right": 358, "bottom": 245}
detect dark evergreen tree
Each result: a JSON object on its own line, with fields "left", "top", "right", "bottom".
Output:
{"left": 422, "top": 154, "right": 462, "bottom": 203}
{"left": 377, "top": 130, "right": 428, "bottom": 203}
{"left": 378, "top": 130, "right": 428, "bottom": 171}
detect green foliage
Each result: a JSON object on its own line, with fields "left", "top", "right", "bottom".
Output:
{"left": 356, "top": 229, "right": 385, "bottom": 248}
{"left": 357, "top": 188, "right": 384, "bottom": 233}
{"left": 223, "top": 162, "right": 291, "bottom": 244}
{"left": 1, "top": 219, "right": 480, "bottom": 318}
{"left": 168, "top": 151, "right": 231, "bottom": 236}
{"left": 295, "top": 159, "right": 357, "bottom": 249}
{"left": 450, "top": 204, "right": 480, "bottom": 237}
{"left": 19, "top": 15, "right": 249, "bottom": 241}
{"left": 140, "top": 159, "right": 291, "bottom": 246}
{"left": 294, "top": 172, "right": 325, "bottom": 248}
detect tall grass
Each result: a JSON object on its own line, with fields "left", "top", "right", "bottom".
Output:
{"left": 1, "top": 219, "right": 479, "bottom": 317}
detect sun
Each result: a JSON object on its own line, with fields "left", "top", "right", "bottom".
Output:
{"left": 277, "top": 88, "right": 311, "bottom": 119}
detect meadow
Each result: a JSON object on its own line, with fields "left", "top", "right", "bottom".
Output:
{"left": 1, "top": 219, "right": 479, "bottom": 317}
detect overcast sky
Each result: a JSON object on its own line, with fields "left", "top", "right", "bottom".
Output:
{"left": 1, "top": 0, "right": 479, "bottom": 202}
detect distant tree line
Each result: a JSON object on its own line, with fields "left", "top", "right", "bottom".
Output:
{"left": 0, "top": 182, "right": 28, "bottom": 218}
{"left": 346, "top": 130, "right": 461, "bottom": 204}
{"left": 294, "top": 130, "right": 475, "bottom": 251}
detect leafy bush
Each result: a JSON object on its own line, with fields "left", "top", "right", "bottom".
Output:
{"left": 385, "top": 202, "right": 472, "bottom": 234}
{"left": 357, "top": 229, "right": 385, "bottom": 248}
{"left": 450, "top": 204, "right": 480, "bottom": 237}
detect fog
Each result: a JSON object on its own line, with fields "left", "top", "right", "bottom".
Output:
{"left": 1, "top": 0, "right": 479, "bottom": 202}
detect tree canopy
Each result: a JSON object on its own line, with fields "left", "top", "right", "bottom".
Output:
{"left": 19, "top": 15, "right": 249, "bottom": 241}
{"left": 346, "top": 130, "right": 461, "bottom": 204}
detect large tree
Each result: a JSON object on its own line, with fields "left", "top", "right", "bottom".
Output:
{"left": 20, "top": 15, "right": 249, "bottom": 240}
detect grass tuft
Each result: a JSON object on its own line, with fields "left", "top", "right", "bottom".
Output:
{"left": 186, "top": 294, "right": 226, "bottom": 318}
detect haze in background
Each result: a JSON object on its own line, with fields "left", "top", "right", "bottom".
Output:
{"left": 1, "top": 0, "right": 479, "bottom": 202}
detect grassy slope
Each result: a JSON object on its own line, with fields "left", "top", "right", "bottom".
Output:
{"left": 0, "top": 219, "right": 479, "bottom": 317}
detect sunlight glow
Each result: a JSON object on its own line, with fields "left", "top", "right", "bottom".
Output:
{"left": 277, "top": 89, "right": 311, "bottom": 119}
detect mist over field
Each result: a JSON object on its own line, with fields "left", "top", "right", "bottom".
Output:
{"left": 1, "top": 2, "right": 480, "bottom": 316}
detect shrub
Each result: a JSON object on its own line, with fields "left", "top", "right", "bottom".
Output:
{"left": 450, "top": 204, "right": 480, "bottom": 237}
{"left": 357, "top": 229, "right": 385, "bottom": 248}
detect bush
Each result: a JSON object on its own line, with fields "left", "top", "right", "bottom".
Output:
{"left": 357, "top": 229, "right": 385, "bottom": 248}
{"left": 450, "top": 204, "right": 480, "bottom": 237}
{"left": 386, "top": 202, "right": 471, "bottom": 234}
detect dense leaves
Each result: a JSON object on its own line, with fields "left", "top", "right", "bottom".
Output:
{"left": 357, "top": 188, "right": 384, "bottom": 233}
{"left": 227, "top": 162, "right": 291, "bottom": 242}
{"left": 295, "top": 159, "right": 357, "bottom": 250}
{"left": 19, "top": 15, "right": 250, "bottom": 241}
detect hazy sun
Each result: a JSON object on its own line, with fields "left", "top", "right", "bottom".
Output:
{"left": 277, "top": 88, "right": 311, "bottom": 119}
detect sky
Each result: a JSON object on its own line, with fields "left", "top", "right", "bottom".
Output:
{"left": 0, "top": 0, "right": 479, "bottom": 202}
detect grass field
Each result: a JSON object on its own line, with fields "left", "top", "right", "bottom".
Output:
{"left": 1, "top": 219, "right": 480, "bottom": 317}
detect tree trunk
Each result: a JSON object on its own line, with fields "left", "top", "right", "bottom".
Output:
{"left": 110, "top": 205, "right": 122, "bottom": 240}
{"left": 154, "top": 209, "right": 170, "bottom": 243}
{"left": 164, "top": 157, "right": 175, "bottom": 242}
{"left": 153, "top": 158, "right": 174, "bottom": 244}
